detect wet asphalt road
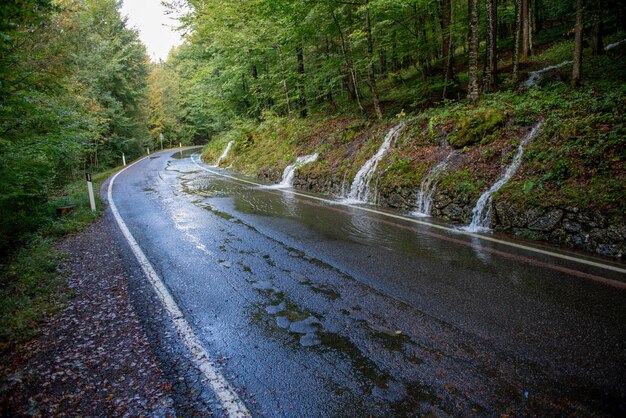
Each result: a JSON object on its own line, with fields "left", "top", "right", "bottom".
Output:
{"left": 105, "top": 148, "right": 626, "bottom": 417}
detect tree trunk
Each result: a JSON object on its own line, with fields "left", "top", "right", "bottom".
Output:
{"left": 441, "top": 0, "right": 455, "bottom": 98}
{"left": 324, "top": 38, "right": 337, "bottom": 109}
{"left": 591, "top": 0, "right": 603, "bottom": 55}
{"left": 522, "top": 0, "right": 531, "bottom": 58}
{"left": 330, "top": 6, "right": 363, "bottom": 111}
{"left": 276, "top": 45, "right": 292, "bottom": 116}
{"left": 467, "top": 0, "right": 480, "bottom": 101}
{"left": 535, "top": 0, "right": 543, "bottom": 32}
{"left": 484, "top": 0, "right": 497, "bottom": 91}
{"left": 512, "top": 0, "right": 522, "bottom": 84}
{"left": 296, "top": 45, "right": 307, "bottom": 118}
{"left": 572, "top": 0, "right": 584, "bottom": 87}
{"left": 364, "top": 0, "right": 383, "bottom": 119}
{"left": 441, "top": 0, "right": 451, "bottom": 59}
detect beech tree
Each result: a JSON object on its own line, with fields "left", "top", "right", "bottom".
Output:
{"left": 572, "top": 0, "right": 584, "bottom": 87}
{"left": 467, "top": 0, "right": 480, "bottom": 100}
{"left": 483, "top": 0, "right": 497, "bottom": 91}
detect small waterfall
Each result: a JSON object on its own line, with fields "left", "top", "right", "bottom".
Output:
{"left": 463, "top": 121, "right": 543, "bottom": 232}
{"left": 523, "top": 38, "right": 625, "bottom": 89}
{"left": 346, "top": 123, "right": 406, "bottom": 203}
{"left": 413, "top": 152, "right": 456, "bottom": 217}
{"left": 214, "top": 141, "right": 233, "bottom": 167}
{"left": 605, "top": 38, "right": 626, "bottom": 51}
{"left": 523, "top": 61, "right": 572, "bottom": 89}
{"left": 269, "top": 153, "right": 318, "bottom": 189}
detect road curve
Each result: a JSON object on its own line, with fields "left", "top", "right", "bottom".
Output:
{"left": 104, "top": 148, "right": 626, "bottom": 417}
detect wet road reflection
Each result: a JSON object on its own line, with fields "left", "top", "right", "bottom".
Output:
{"left": 118, "top": 149, "right": 626, "bottom": 416}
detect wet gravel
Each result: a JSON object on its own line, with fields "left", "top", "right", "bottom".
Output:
{"left": 0, "top": 220, "right": 175, "bottom": 417}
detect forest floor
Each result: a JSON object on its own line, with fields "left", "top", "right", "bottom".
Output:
{"left": 0, "top": 219, "right": 174, "bottom": 416}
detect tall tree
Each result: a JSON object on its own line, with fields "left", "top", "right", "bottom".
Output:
{"left": 296, "top": 45, "right": 307, "bottom": 118}
{"left": 591, "top": 0, "right": 603, "bottom": 55}
{"left": 572, "top": 0, "right": 584, "bottom": 87}
{"left": 329, "top": 5, "right": 363, "bottom": 111}
{"left": 441, "top": 0, "right": 455, "bottom": 97}
{"left": 484, "top": 0, "right": 497, "bottom": 91}
{"left": 364, "top": 0, "right": 383, "bottom": 120}
{"left": 467, "top": 0, "right": 480, "bottom": 100}
{"left": 512, "top": 0, "right": 522, "bottom": 84}
{"left": 521, "top": 0, "right": 532, "bottom": 57}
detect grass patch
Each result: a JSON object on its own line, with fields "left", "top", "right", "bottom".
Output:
{"left": 0, "top": 166, "right": 121, "bottom": 353}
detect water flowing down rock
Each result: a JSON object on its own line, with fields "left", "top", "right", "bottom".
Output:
{"left": 214, "top": 141, "right": 233, "bottom": 167}
{"left": 346, "top": 123, "right": 406, "bottom": 203}
{"left": 522, "top": 39, "right": 624, "bottom": 90}
{"left": 413, "top": 151, "right": 456, "bottom": 217}
{"left": 604, "top": 38, "right": 626, "bottom": 51}
{"left": 267, "top": 153, "right": 319, "bottom": 189}
{"left": 463, "top": 121, "right": 543, "bottom": 232}
{"left": 523, "top": 61, "right": 572, "bottom": 89}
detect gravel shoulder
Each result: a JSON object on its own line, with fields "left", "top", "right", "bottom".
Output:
{"left": 0, "top": 219, "right": 175, "bottom": 416}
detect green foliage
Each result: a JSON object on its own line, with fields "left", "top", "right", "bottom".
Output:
{"left": 0, "top": 166, "right": 115, "bottom": 351}
{"left": 0, "top": 0, "right": 148, "bottom": 256}
{"left": 449, "top": 108, "right": 506, "bottom": 148}
{"left": 0, "top": 238, "right": 64, "bottom": 351}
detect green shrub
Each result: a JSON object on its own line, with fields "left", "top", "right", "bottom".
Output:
{"left": 449, "top": 108, "right": 507, "bottom": 148}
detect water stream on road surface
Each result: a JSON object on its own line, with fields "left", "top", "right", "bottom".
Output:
{"left": 344, "top": 123, "right": 406, "bottom": 203}
{"left": 214, "top": 141, "right": 233, "bottom": 167}
{"left": 463, "top": 121, "right": 543, "bottom": 232}
{"left": 413, "top": 151, "right": 456, "bottom": 217}
{"left": 265, "top": 153, "right": 319, "bottom": 189}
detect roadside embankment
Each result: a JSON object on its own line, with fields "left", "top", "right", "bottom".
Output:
{"left": 202, "top": 76, "right": 625, "bottom": 258}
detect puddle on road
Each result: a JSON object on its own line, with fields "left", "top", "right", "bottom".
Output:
{"left": 170, "top": 148, "right": 201, "bottom": 159}
{"left": 299, "top": 277, "right": 341, "bottom": 300}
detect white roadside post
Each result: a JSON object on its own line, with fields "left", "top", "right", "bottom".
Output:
{"left": 147, "top": 147, "right": 150, "bottom": 154}
{"left": 86, "top": 172, "right": 96, "bottom": 212}
{"left": 179, "top": 142, "right": 182, "bottom": 148}
{"left": 122, "top": 153, "right": 126, "bottom": 166}
{"left": 159, "top": 132, "right": 164, "bottom": 150}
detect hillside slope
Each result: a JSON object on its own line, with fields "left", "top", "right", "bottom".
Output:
{"left": 202, "top": 40, "right": 626, "bottom": 258}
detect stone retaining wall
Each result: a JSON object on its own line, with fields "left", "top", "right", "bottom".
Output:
{"left": 277, "top": 170, "right": 625, "bottom": 259}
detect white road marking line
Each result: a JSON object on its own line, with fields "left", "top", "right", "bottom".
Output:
{"left": 191, "top": 155, "right": 626, "bottom": 276}
{"left": 108, "top": 156, "right": 251, "bottom": 418}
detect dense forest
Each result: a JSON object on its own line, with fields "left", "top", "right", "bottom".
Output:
{"left": 1, "top": 0, "right": 625, "bottom": 257}
{"left": 0, "top": 0, "right": 148, "bottom": 255}
{"left": 152, "top": 0, "right": 625, "bottom": 139}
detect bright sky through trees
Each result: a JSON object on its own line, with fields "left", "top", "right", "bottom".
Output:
{"left": 120, "top": 0, "right": 183, "bottom": 62}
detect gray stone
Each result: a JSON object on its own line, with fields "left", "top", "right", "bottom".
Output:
{"left": 607, "top": 224, "right": 626, "bottom": 242}
{"left": 442, "top": 203, "right": 465, "bottom": 221}
{"left": 525, "top": 207, "right": 544, "bottom": 226}
{"left": 578, "top": 211, "right": 606, "bottom": 229}
{"left": 494, "top": 200, "right": 526, "bottom": 228}
{"left": 434, "top": 193, "right": 452, "bottom": 209}
{"left": 562, "top": 219, "right": 582, "bottom": 233}
{"left": 527, "top": 208, "right": 564, "bottom": 232}
{"left": 568, "top": 233, "right": 591, "bottom": 250}
{"left": 547, "top": 228, "right": 568, "bottom": 243}
{"left": 589, "top": 228, "right": 609, "bottom": 244}
{"left": 595, "top": 243, "right": 622, "bottom": 258}
{"left": 386, "top": 192, "right": 405, "bottom": 209}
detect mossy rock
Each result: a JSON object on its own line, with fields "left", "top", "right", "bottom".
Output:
{"left": 449, "top": 108, "right": 506, "bottom": 149}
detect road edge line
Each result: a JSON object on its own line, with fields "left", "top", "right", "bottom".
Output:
{"left": 108, "top": 154, "right": 251, "bottom": 418}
